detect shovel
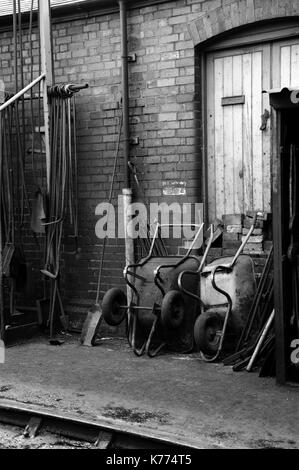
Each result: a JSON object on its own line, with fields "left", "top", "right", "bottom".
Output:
{"left": 80, "top": 238, "right": 106, "bottom": 347}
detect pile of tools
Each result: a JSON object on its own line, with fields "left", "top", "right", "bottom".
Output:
{"left": 223, "top": 246, "right": 275, "bottom": 375}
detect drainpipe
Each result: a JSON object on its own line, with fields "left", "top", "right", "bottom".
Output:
{"left": 119, "top": 0, "right": 130, "bottom": 189}
{"left": 119, "top": 0, "right": 134, "bottom": 306}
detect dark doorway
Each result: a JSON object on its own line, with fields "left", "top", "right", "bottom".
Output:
{"left": 278, "top": 108, "right": 299, "bottom": 383}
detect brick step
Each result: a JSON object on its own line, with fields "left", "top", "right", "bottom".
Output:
{"left": 177, "top": 247, "right": 201, "bottom": 256}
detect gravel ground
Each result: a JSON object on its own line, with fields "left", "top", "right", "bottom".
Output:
{"left": 0, "top": 422, "right": 94, "bottom": 449}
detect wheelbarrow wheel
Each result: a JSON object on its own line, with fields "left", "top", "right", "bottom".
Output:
{"left": 161, "top": 290, "right": 185, "bottom": 329}
{"left": 102, "top": 288, "right": 127, "bottom": 326}
{"left": 194, "top": 311, "right": 224, "bottom": 356}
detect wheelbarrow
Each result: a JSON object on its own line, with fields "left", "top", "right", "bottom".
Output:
{"left": 177, "top": 212, "right": 263, "bottom": 362}
{"left": 102, "top": 223, "right": 214, "bottom": 357}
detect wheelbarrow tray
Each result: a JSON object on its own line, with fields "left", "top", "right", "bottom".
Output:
{"left": 133, "top": 256, "right": 201, "bottom": 353}
{"left": 200, "top": 255, "right": 256, "bottom": 336}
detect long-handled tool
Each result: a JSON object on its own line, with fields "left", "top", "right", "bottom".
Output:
{"left": 80, "top": 112, "right": 123, "bottom": 346}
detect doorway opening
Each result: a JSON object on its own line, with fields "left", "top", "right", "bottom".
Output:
{"left": 277, "top": 107, "right": 299, "bottom": 383}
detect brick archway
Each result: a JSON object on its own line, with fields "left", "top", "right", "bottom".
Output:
{"left": 188, "top": 0, "right": 299, "bottom": 45}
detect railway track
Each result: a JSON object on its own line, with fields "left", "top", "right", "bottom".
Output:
{"left": 0, "top": 400, "right": 197, "bottom": 450}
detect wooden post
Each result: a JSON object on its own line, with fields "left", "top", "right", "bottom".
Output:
{"left": 0, "top": 80, "right": 5, "bottom": 340}
{"left": 39, "top": 0, "right": 53, "bottom": 193}
{"left": 272, "top": 109, "right": 287, "bottom": 384}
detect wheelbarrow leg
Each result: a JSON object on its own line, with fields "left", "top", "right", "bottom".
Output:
{"left": 126, "top": 305, "right": 134, "bottom": 347}
{"left": 131, "top": 313, "right": 147, "bottom": 357}
{"left": 200, "top": 301, "right": 232, "bottom": 362}
{"left": 200, "top": 265, "right": 233, "bottom": 362}
{"left": 145, "top": 316, "right": 166, "bottom": 358}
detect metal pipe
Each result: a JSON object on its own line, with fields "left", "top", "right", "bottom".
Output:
{"left": 119, "top": 0, "right": 130, "bottom": 188}
{"left": 246, "top": 309, "right": 275, "bottom": 372}
{"left": 13, "top": 0, "right": 18, "bottom": 94}
{"left": 0, "top": 73, "right": 45, "bottom": 112}
{"left": 119, "top": 0, "right": 134, "bottom": 320}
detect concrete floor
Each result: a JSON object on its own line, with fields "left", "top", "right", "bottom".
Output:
{"left": 0, "top": 334, "right": 298, "bottom": 449}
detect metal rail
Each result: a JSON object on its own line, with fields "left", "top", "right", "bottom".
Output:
{"left": 0, "top": 73, "right": 46, "bottom": 112}
{"left": 0, "top": 400, "right": 199, "bottom": 449}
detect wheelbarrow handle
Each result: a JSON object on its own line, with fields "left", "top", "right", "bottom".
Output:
{"left": 177, "top": 270, "right": 202, "bottom": 303}
{"left": 198, "top": 224, "right": 214, "bottom": 272}
{"left": 199, "top": 265, "right": 233, "bottom": 363}
{"left": 177, "top": 223, "right": 214, "bottom": 301}
{"left": 229, "top": 210, "right": 264, "bottom": 268}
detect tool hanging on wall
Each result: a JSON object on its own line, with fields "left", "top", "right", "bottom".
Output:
{"left": 41, "top": 84, "right": 88, "bottom": 339}
{"left": 0, "top": 0, "right": 41, "bottom": 340}
{"left": 29, "top": 0, "right": 46, "bottom": 237}
{"left": 0, "top": 0, "right": 88, "bottom": 341}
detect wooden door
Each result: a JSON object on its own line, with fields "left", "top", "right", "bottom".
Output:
{"left": 206, "top": 45, "right": 271, "bottom": 221}
{"left": 272, "top": 37, "right": 299, "bottom": 88}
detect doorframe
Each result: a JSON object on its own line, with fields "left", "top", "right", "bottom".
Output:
{"left": 198, "top": 23, "right": 299, "bottom": 224}
{"left": 203, "top": 42, "right": 271, "bottom": 221}
{"left": 270, "top": 98, "right": 299, "bottom": 386}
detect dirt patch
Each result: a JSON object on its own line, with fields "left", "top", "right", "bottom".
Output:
{"left": 0, "top": 386, "right": 12, "bottom": 393}
{"left": 103, "top": 405, "right": 169, "bottom": 424}
{"left": 252, "top": 439, "right": 291, "bottom": 449}
{"left": 211, "top": 431, "right": 237, "bottom": 440}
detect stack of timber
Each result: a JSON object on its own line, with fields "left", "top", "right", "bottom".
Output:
{"left": 223, "top": 246, "right": 275, "bottom": 376}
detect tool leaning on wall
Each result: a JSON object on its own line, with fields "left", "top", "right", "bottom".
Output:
{"left": 0, "top": 82, "right": 88, "bottom": 341}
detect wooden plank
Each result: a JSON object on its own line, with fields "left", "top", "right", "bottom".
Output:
{"left": 201, "top": 53, "right": 209, "bottom": 225}
{"left": 0, "top": 80, "right": 4, "bottom": 341}
{"left": 39, "top": 0, "right": 53, "bottom": 193}
{"left": 214, "top": 57, "right": 225, "bottom": 219}
{"left": 221, "top": 95, "right": 245, "bottom": 106}
{"left": 262, "top": 44, "right": 271, "bottom": 214}
{"left": 272, "top": 42, "right": 280, "bottom": 90}
{"left": 272, "top": 111, "right": 286, "bottom": 385}
{"left": 242, "top": 53, "right": 253, "bottom": 213}
{"left": 291, "top": 43, "right": 299, "bottom": 87}
{"left": 280, "top": 45, "right": 291, "bottom": 87}
{"left": 223, "top": 56, "right": 233, "bottom": 215}
{"left": 232, "top": 54, "right": 243, "bottom": 214}
{"left": 204, "top": 23, "right": 299, "bottom": 52}
{"left": 206, "top": 54, "right": 216, "bottom": 222}
{"left": 251, "top": 51, "right": 263, "bottom": 211}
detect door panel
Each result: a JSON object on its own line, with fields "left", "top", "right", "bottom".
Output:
{"left": 206, "top": 45, "right": 271, "bottom": 221}
{"left": 272, "top": 38, "right": 299, "bottom": 88}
